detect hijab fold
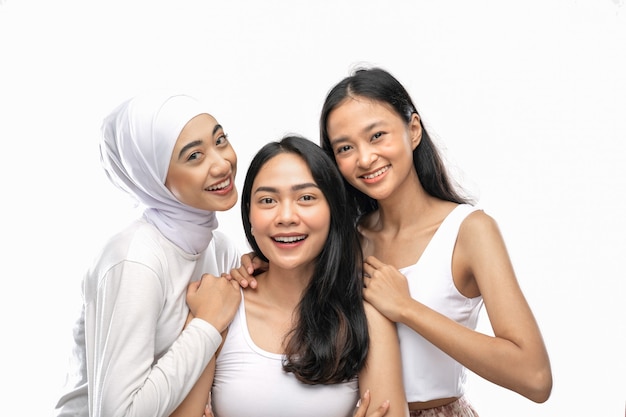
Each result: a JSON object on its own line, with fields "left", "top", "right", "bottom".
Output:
{"left": 100, "top": 92, "right": 218, "bottom": 254}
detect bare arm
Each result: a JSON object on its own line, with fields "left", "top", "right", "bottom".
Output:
{"left": 363, "top": 211, "right": 552, "bottom": 403}
{"left": 357, "top": 302, "right": 409, "bottom": 417}
{"left": 170, "top": 354, "right": 217, "bottom": 417}
{"left": 353, "top": 389, "right": 391, "bottom": 417}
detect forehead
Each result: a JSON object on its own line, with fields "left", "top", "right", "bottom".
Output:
{"left": 327, "top": 97, "right": 399, "bottom": 131}
{"left": 176, "top": 114, "right": 219, "bottom": 141}
{"left": 254, "top": 153, "right": 314, "bottom": 186}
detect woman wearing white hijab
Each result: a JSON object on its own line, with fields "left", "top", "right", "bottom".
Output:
{"left": 54, "top": 92, "right": 243, "bottom": 417}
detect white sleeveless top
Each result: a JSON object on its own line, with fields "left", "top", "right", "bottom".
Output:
{"left": 211, "top": 292, "right": 359, "bottom": 417}
{"left": 398, "top": 204, "right": 484, "bottom": 402}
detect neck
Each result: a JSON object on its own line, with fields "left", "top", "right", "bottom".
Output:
{"left": 258, "top": 264, "right": 313, "bottom": 310}
{"left": 373, "top": 173, "right": 433, "bottom": 232}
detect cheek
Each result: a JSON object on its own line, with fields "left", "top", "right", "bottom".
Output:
{"left": 336, "top": 159, "right": 353, "bottom": 177}
{"left": 165, "top": 170, "right": 185, "bottom": 198}
{"left": 166, "top": 180, "right": 190, "bottom": 204}
{"left": 227, "top": 147, "right": 238, "bottom": 169}
{"left": 248, "top": 209, "right": 268, "bottom": 233}
{"left": 335, "top": 161, "right": 361, "bottom": 188}
{"left": 313, "top": 208, "right": 332, "bottom": 236}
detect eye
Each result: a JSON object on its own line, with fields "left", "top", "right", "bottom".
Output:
{"left": 336, "top": 144, "right": 352, "bottom": 154}
{"left": 186, "top": 151, "right": 202, "bottom": 162}
{"left": 371, "top": 132, "right": 384, "bottom": 141}
{"left": 259, "top": 197, "right": 275, "bottom": 205}
{"left": 216, "top": 133, "right": 229, "bottom": 146}
{"left": 299, "top": 194, "right": 315, "bottom": 202}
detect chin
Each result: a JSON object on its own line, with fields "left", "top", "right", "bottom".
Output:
{"left": 207, "top": 196, "right": 238, "bottom": 212}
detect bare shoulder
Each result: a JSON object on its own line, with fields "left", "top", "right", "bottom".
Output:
{"left": 455, "top": 208, "right": 517, "bottom": 294}
{"left": 458, "top": 209, "right": 502, "bottom": 243}
{"left": 454, "top": 208, "right": 509, "bottom": 285}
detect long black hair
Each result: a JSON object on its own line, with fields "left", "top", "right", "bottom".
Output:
{"left": 320, "top": 67, "right": 471, "bottom": 219}
{"left": 241, "top": 135, "right": 369, "bottom": 384}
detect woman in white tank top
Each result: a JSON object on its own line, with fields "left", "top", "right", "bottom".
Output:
{"left": 234, "top": 68, "right": 552, "bottom": 417}
{"left": 318, "top": 67, "right": 553, "bottom": 416}
{"left": 173, "top": 136, "right": 409, "bottom": 417}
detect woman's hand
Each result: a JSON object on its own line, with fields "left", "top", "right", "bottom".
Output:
{"left": 186, "top": 273, "right": 241, "bottom": 332}
{"left": 225, "top": 252, "right": 268, "bottom": 289}
{"left": 362, "top": 256, "right": 412, "bottom": 323}
{"left": 353, "top": 390, "right": 390, "bottom": 417}
{"left": 203, "top": 401, "right": 214, "bottom": 417}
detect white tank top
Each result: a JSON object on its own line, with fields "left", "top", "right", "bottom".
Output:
{"left": 397, "top": 204, "right": 483, "bottom": 402}
{"left": 211, "top": 293, "right": 359, "bottom": 417}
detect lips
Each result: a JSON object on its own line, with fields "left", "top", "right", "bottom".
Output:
{"left": 272, "top": 235, "right": 307, "bottom": 243}
{"left": 360, "top": 165, "right": 390, "bottom": 180}
{"left": 205, "top": 177, "right": 232, "bottom": 192}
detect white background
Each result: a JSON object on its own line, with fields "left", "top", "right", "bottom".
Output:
{"left": 1, "top": 0, "right": 624, "bottom": 415}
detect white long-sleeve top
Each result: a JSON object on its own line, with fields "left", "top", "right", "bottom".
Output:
{"left": 54, "top": 218, "right": 241, "bottom": 417}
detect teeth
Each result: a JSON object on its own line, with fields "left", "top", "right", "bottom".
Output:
{"left": 362, "top": 166, "right": 389, "bottom": 179}
{"left": 274, "top": 235, "right": 306, "bottom": 243}
{"left": 207, "top": 178, "right": 231, "bottom": 191}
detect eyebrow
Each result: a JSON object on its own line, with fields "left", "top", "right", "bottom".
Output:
{"left": 254, "top": 182, "right": 319, "bottom": 194}
{"left": 177, "top": 124, "right": 223, "bottom": 160}
{"left": 329, "top": 121, "right": 382, "bottom": 147}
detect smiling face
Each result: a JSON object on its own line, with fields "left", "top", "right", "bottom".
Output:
{"left": 165, "top": 113, "right": 238, "bottom": 212}
{"left": 249, "top": 152, "right": 330, "bottom": 274}
{"left": 325, "top": 96, "right": 422, "bottom": 203}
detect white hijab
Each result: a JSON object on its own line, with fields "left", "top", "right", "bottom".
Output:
{"left": 100, "top": 92, "right": 219, "bottom": 254}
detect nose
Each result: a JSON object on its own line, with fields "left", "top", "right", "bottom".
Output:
{"left": 356, "top": 145, "right": 378, "bottom": 168}
{"left": 276, "top": 201, "right": 299, "bottom": 226}
{"left": 208, "top": 153, "right": 232, "bottom": 177}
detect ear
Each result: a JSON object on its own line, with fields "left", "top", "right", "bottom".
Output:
{"left": 409, "top": 113, "right": 422, "bottom": 150}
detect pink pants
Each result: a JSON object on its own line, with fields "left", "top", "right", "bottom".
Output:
{"left": 409, "top": 396, "right": 479, "bottom": 417}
